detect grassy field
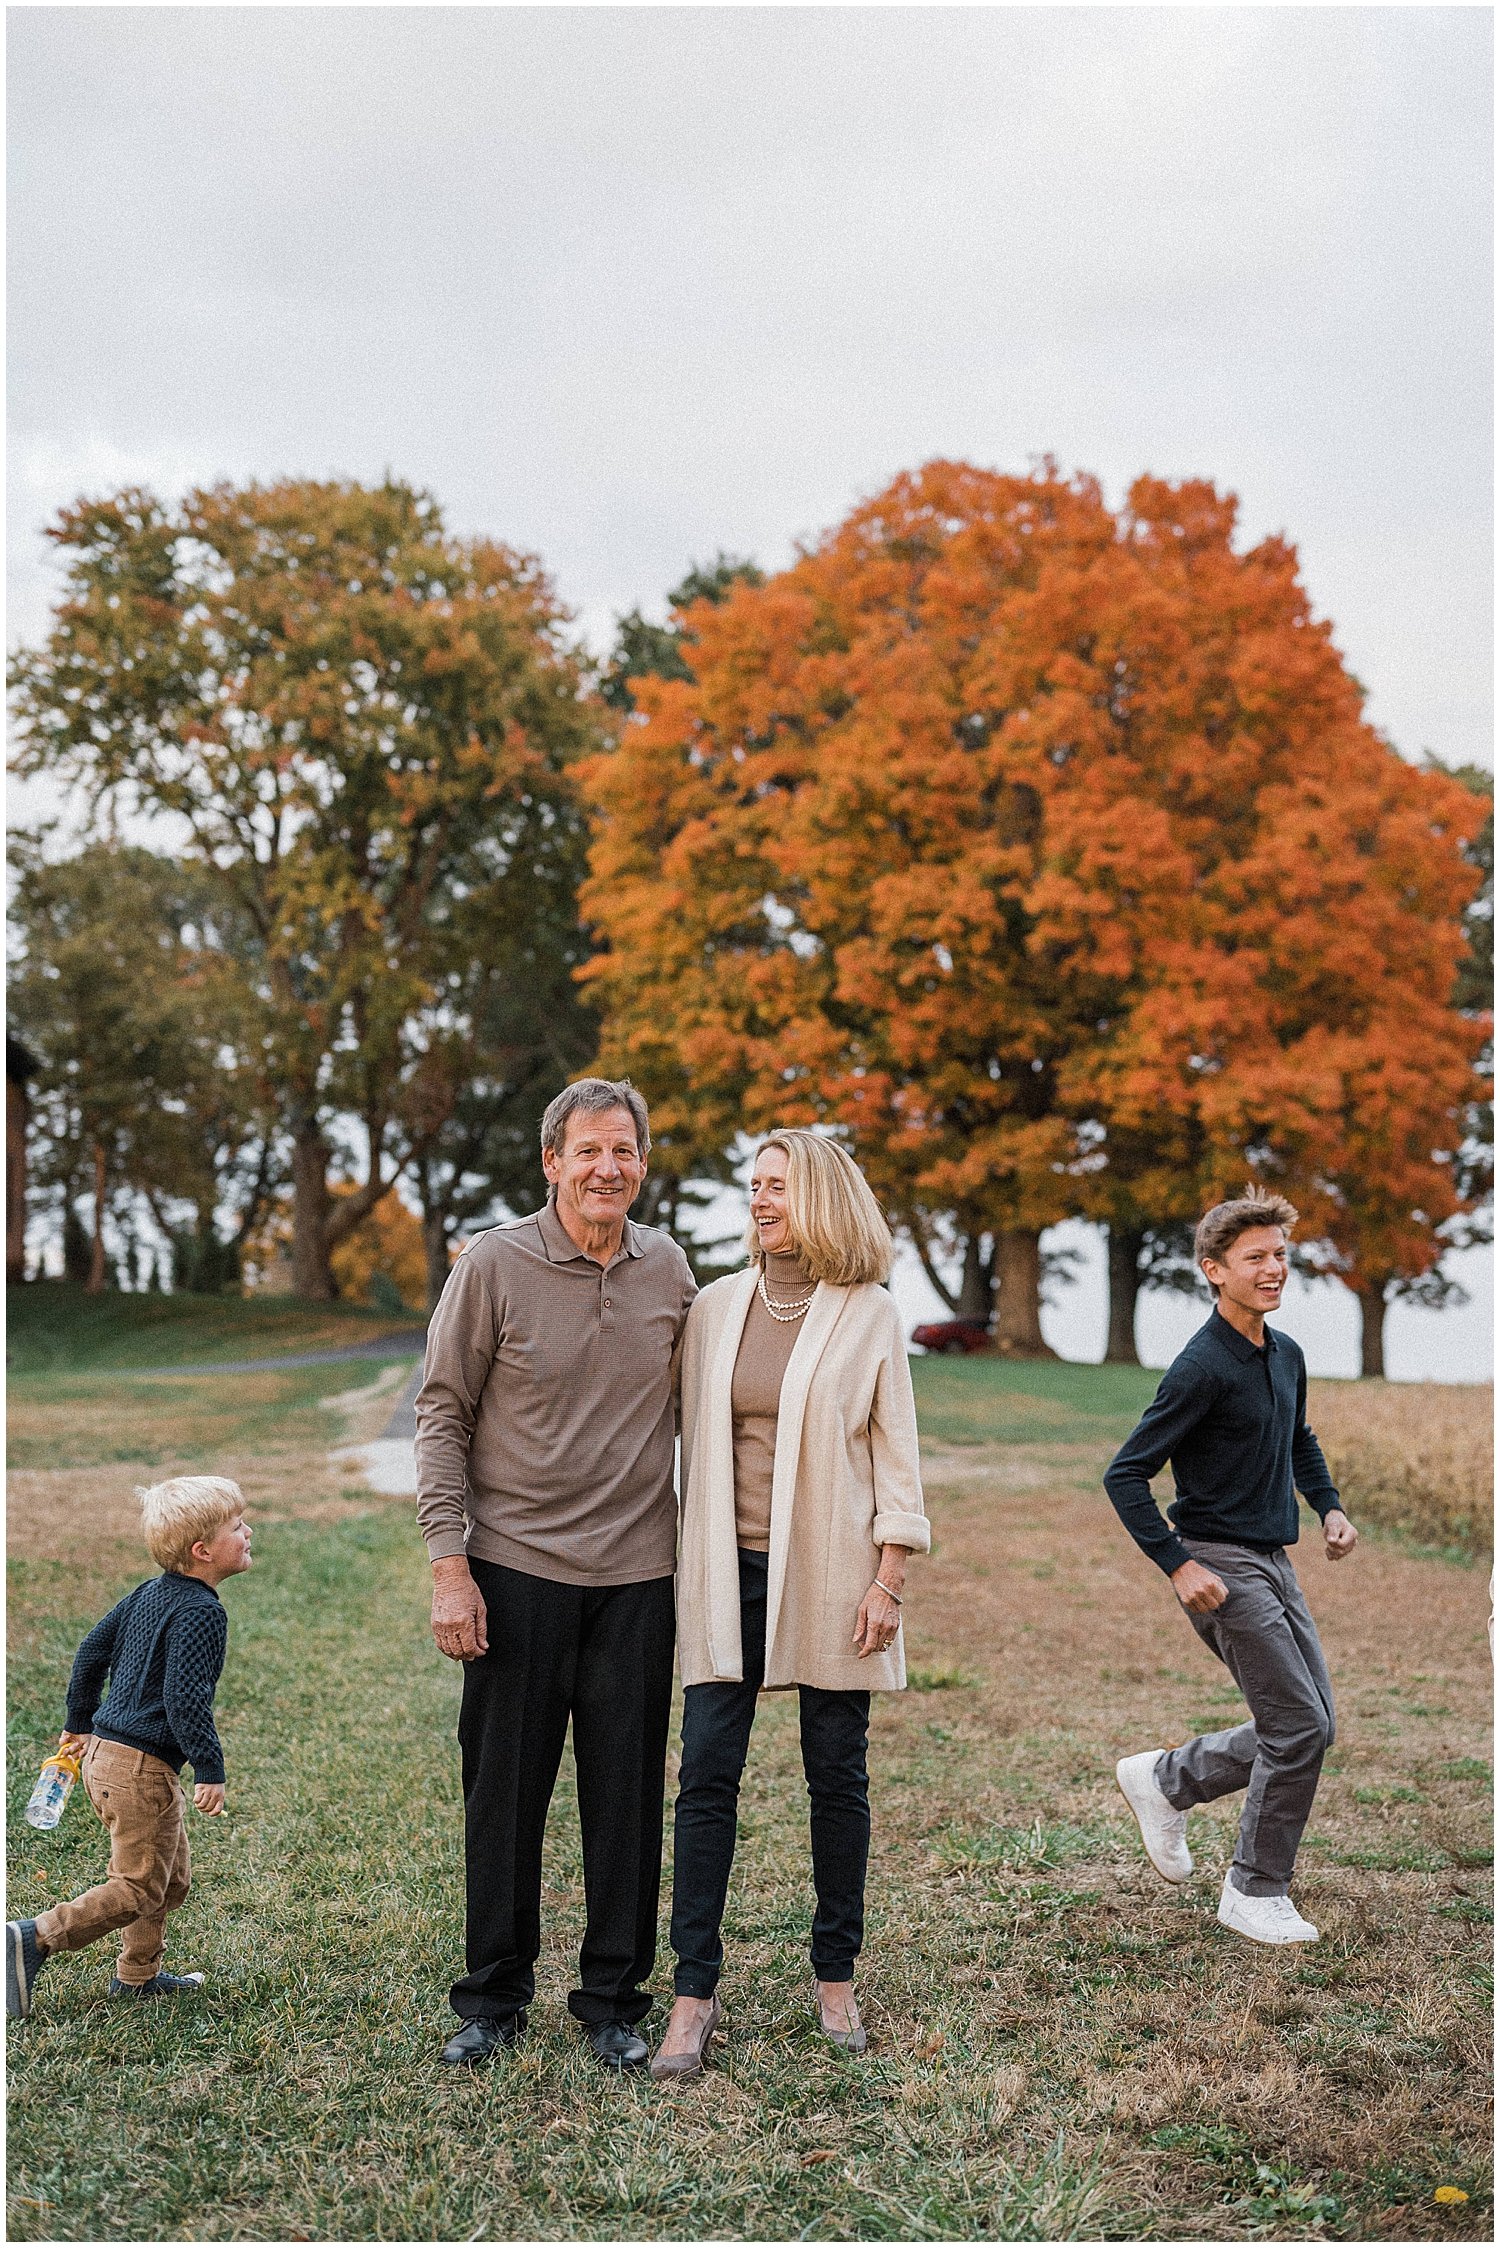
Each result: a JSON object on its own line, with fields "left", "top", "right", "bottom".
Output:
{"left": 6, "top": 1283, "right": 422, "bottom": 1376}
{"left": 6, "top": 1334, "right": 1492, "bottom": 2241}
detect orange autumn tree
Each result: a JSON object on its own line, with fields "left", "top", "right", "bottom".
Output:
{"left": 578, "top": 462, "right": 1487, "bottom": 1362}
{"left": 1040, "top": 475, "right": 1488, "bottom": 1371}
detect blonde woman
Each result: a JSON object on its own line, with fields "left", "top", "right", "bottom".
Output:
{"left": 650, "top": 1132, "right": 929, "bottom": 2079}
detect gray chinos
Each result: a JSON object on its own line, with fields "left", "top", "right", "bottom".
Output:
{"left": 1155, "top": 1539, "right": 1335, "bottom": 1897}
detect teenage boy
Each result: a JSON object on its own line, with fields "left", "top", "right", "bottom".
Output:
{"left": 1103, "top": 1189, "right": 1357, "bottom": 1945}
{"left": 7, "top": 1477, "right": 252, "bottom": 2018}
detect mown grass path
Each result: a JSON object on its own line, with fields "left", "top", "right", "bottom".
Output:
{"left": 6, "top": 1355, "right": 1492, "bottom": 2241}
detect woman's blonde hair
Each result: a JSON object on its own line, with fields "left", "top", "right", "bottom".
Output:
{"left": 135, "top": 1475, "right": 244, "bottom": 1573}
{"left": 743, "top": 1130, "right": 894, "bottom": 1286}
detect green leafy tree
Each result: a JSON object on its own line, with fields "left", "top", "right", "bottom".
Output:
{"left": 7, "top": 838, "right": 272, "bottom": 1291}
{"left": 396, "top": 835, "right": 599, "bottom": 1306}
{"left": 11, "top": 477, "right": 602, "bottom": 1297}
{"left": 599, "top": 554, "right": 764, "bottom": 713}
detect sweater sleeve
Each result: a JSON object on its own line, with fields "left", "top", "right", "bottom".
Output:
{"left": 65, "top": 1595, "right": 128, "bottom": 1735}
{"left": 669, "top": 1248, "right": 698, "bottom": 1425}
{"left": 162, "top": 1604, "right": 228, "bottom": 1785}
{"left": 413, "top": 1249, "right": 500, "bottom": 1563}
{"left": 1103, "top": 1355, "right": 1218, "bottom": 1577}
{"left": 1292, "top": 1353, "right": 1343, "bottom": 1519}
{"left": 869, "top": 1309, "right": 930, "bottom": 1554}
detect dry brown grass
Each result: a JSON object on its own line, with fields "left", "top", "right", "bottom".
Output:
{"left": 884, "top": 1439, "right": 1493, "bottom": 2235}
{"left": 5, "top": 1361, "right": 412, "bottom": 1586}
{"left": 1306, "top": 1379, "right": 1493, "bottom": 1554}
{"left": 7, "top": 1453, "right": 391, "bottom": 1569}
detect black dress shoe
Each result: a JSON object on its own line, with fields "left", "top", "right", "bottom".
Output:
{"left": 440, "top": 2014, "right": 524, "bottom": 2066}
{"left": 583, "top": 2018, "right": 650, "bottom": 2071}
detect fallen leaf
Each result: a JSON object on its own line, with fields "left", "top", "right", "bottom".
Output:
{"left": 914, "top": 2029, "right": 946, "bottom": 2059}
{"left": 801, "top": 2150, "right": 839, "bottom": 2167}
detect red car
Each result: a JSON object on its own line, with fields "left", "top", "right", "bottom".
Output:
{"left": 911, "top": 1318, "right": 992, "bottom": 1356}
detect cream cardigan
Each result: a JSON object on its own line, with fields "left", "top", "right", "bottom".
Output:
{"left": 676, "top": 1268, "right": 930, "bottom": 1693}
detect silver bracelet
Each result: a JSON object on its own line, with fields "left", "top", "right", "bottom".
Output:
{"left": 873, "top": 1579, "right": 903, "bottom": 1605}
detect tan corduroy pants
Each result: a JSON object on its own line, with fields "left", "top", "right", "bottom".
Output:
{"left": 35, "top": 1738, "right": 192, "bottom": 1984}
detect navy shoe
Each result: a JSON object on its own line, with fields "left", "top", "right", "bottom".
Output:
{"left": 439, "top": 2014, "right": 524, "bottom": 2066}
{"left": 109, "top": 1970, "right": 205, "bottom": 1999}
{"left": 584, "top": 2018, "right": 650, "bottom": 2071}
{"left": 6, "top": 1921, "right": 46, "bottom": 2021}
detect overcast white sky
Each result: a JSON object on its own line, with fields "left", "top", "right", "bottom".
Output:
{"left": 8, "top": 6, "right": 1493, "bottom": 765}
{"left": 7, "top": 5, "right": 1493, "bottom": 1373}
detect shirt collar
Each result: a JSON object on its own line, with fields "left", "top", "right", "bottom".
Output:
{"left": 1209, "top": 1307, "right": 1276, "bottom": 1361}
{"left": 537, "top": 1198, "right": 643, "bottom": 1264}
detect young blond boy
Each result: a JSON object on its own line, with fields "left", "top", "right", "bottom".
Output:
{"left": 7, "top": 1477, "right": 253, "bottom": 2019}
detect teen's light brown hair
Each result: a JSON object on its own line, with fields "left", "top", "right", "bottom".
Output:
{"left": 1195, "top": 1185, "right": 1299, "bottom": 1293}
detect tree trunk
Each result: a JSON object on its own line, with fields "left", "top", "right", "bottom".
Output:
{"left": 992, "top": 1228, "right": 1056, "bottom": 1357}
{"left": 291, "top": 1119, "right": 337, "bottom": 1300}
{"left": 1355, "top": 1279, "right": 1388, "bottom": 1379}
{"left": 424, "top": 1210, "right": 452, "bottom": 1312}
{"left": 6, "top": 1072, "right": 29, "bottom": 1283}
{"left": 62, "top": 1196, "right": 92, "bottom": 1284}
{"left": 1105, "top": 1224, "right": 1145, "bottom": 1365}
{"left": 86, "top": 1141, "right": 108, "bottom": 1294}
{"left": 910, "top": 1229, "right": 960, "bottom": 1314}
{"left": 956, "top": 1233, "right": 995, "bottom": 1325}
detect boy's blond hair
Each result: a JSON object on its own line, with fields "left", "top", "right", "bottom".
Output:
{"left": 135, "top": 1476, "right": 245, "bottom": 1573}
{"left": 743, "top": 1130, "right": 894, "bottom": 1286}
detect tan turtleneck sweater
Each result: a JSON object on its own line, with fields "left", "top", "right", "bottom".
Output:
{"left": 730, "top": 1250, "right": 816, "bottom": 1551}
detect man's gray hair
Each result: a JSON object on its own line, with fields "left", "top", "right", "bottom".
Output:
{"left": 540, "top": 1077, "right": 651, "bottom": 1158}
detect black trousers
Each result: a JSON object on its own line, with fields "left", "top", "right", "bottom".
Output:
{"left": 669, "top": 1548, "right": 871, "bottom": 1997}
{"left": 451, "top": 1558, "right": 676, "bottom": 2026}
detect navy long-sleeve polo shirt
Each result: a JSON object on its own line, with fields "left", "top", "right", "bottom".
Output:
{"left": 65, "top": 1572, "right": 228, "bottom": 1784}
{"left": 1103, "top": 1310, "right": 1343, "bottom": 1577}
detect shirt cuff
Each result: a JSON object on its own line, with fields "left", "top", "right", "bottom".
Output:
{"left": 1155, "top": 1536, "right": 1194, "bottom": 1577}
{"left": 873, "top": 1510, "right": 931, "bottom": 1554}
{"left": 424, "top": 1530, "right": 472, "bottom": 1562}
{"left": 191, "top": 1757, "right": 226, "bottom": 1786}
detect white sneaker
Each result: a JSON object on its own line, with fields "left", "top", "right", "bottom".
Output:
{"left": 1217, "top": 1876, "right": 1319, "bottom": 1945}
{"left": 1115, "top": 1750, "right": 1192, "bottom": 1882}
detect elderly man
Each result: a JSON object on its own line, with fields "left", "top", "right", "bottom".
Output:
{"left": 416, "top": 1077, "right": 696, "bottom": 2069}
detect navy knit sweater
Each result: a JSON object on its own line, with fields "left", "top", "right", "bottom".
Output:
{"left": 1104, "top": 1311, "right": 1343, "bottom": 1577}
{"left": 65, "top": 1573, "right": 228, "bottom": 1784}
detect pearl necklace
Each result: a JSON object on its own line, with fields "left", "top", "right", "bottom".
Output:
{"left": 758, "top": 1267, "right": 816, "bottom": 1322}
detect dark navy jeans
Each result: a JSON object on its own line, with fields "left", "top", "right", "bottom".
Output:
{"left": 669, "top": 1548, "right": 871, "bottom": 1996}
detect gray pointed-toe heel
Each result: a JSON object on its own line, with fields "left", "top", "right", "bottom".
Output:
{"left": 814, "top": 1981, "right": 867, "bottom": 2054}
{"left": 649, "top": 1994, "right": 722, "bottom": 2081}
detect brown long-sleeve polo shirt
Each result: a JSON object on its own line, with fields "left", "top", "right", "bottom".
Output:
{"left": 414, "top": 1201, "right": 697, "bottom": 1587}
